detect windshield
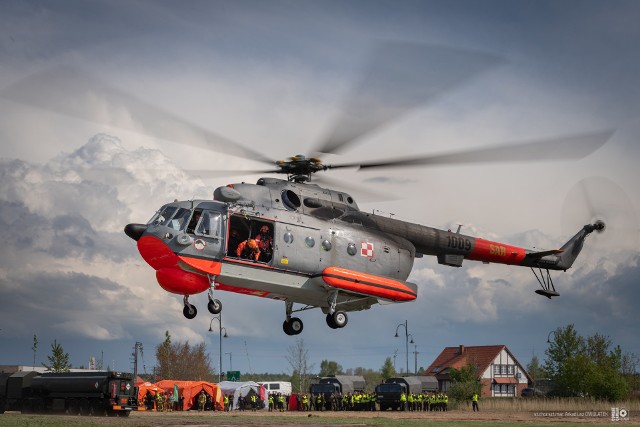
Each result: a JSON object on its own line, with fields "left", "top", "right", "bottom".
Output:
{"left": 377, "top": 384, "right": 402, "bottom": 393}
{"left": 148, "top": 205, "right": 177, "bottom": 226}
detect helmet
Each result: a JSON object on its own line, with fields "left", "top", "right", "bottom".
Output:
{"left": 260, "top": 225, "right": 269, "bottom": 233}
{"left": 248, "top": 239, "right": 259, "bottom": 250}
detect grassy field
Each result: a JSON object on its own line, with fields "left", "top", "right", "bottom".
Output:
{"left": 454, "top": 397, "right": 640, "bottom": 412}
{"left": 1, "top": 408, "right": 637, "bottom": 427}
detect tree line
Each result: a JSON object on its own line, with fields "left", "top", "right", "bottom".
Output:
{"left": 36, "top": 324, "right": 639, "bottom": 401}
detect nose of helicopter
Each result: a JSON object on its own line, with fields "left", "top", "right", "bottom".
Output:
{"left": 124, "top": 223, "right": 147, "bottom": 241}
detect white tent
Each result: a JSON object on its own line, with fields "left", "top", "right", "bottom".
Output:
{"left": 218, "top": 381, "right": 267, "bottom": 410}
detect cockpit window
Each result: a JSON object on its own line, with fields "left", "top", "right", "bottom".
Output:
{"left": 196, "top": 210, "right": 223, "bottom": 238}
{"left": 149, "top": 206, "right": 177, "bottom": 226}
{"left": 168, "top": 208, "right": 191, "bottom": 231}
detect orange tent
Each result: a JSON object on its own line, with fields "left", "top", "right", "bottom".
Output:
{"left": 155, "top": 380, "right": 223, "bottom": 411}
{"left": 137, "top": 381, "right": 164, "bottom": 402}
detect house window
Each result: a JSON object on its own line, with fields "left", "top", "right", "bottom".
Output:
{"left": 493, "top": 364, "right": 516, "bottom": 376}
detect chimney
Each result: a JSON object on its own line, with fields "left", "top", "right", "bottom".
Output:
{"left": 459, "top": 345, "right": 465, "bottom": 355}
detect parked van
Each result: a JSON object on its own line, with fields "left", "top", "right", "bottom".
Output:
{"left": 259, "top": 381, "right": 292, "bottom": 395}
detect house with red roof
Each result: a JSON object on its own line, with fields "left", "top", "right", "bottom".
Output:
{"left": 424, "top": 345, "right": 532, "bottom": 397}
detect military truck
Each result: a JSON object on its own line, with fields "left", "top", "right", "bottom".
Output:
{"left": 309, "top": 375, "right": 365, "bottom": 410}
{"left": 376, "top": 376, "right": 436, "bottom": 411}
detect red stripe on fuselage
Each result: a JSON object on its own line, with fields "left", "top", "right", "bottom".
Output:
{"left": 468, "top": 238, "right": 526, "bottom": 265}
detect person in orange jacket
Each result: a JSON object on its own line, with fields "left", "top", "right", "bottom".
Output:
{"left": 236, "top": 238, "right": 260, "bottom": 261}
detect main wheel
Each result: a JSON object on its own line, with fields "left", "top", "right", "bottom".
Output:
{"left": 207, "top": 299, "right": 222, "bottom": 314}
{"left": 288, "top": 317, "right": 304, "bottom": 335}
{"left": 332, "top": 311, "right": 348, "bottom": 328}
{"left": 326, "top": 313, "right": 338, "bottom": 329}
{"left": 90, "top": 400, "right": 106, "bottom": 417}
{"left": 283, "top": 320, "right": 294, "bottom": 335}
{"left": 79, "top": 399, "right": 91, "bottom": 416}
{"left": 183, "top": 304, "right": 197, "bottom": 319}
{"left": 67, "top": 398, "right": 79, "bottom": 415}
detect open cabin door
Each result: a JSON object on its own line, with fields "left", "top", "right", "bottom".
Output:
{"left": 227, "top": 213, "right": 275, "bottom": 265}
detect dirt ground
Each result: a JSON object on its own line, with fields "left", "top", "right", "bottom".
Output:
{"left": 3, "top": 409, "right": 637, "bottom": 426}
{"left": 133, "top": 409, "right": 636, "bottom": 425}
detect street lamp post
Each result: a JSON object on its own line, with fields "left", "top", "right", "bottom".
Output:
{"left": 209, "top": 315, "right": 228, "bottom": 381}
{"left": 394, "top": 320, "right": 414, "bottom": 376}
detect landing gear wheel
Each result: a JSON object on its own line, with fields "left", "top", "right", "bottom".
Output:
{"left": 183, "top": 304, "right": 197, "bottom": 319}
{"left": 332, "top": 311, "right": 348, "bottom": 328}
{"left": 207, "top": 299, "right": 222, "bottom": 314}
{"left": 283, "top": 320, "right": 294, "bottom": 335}
{"left": 283, "top": 318, "right": 303, "bottom": 335}
{"left": 326, "top": 313, "right": 338, "bottom": 329}
{"left": 288, "top": 317, "right": 303, "bottom": 335}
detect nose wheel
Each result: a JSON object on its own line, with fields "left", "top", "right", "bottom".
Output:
{"left": 207, "top": 299, "right": 222, "bottom": 314}
{"left": 183, "top": 296, "right": 197, "bottom": 319}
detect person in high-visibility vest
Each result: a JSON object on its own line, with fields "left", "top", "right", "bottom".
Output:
{"left": 400, "top": 392, "right": 407, "bottom": 411}
{"left": 198, "top": 391, "right": 206, "bottom": 412}
{"left": 250, "top": 394, "right": 257, "bottom": 411}
{"left": 278, "top": 393, "right": 286, "bottom": 412}
{"left": 472, "top": 393, "right": 479, "bottom": 412}
{"left": 224, "top": 394, "right": 230, "bottom": 412}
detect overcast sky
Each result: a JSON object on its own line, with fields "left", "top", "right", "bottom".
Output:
{"left": 1, "top": 0, "right": 639, "bottom": 378}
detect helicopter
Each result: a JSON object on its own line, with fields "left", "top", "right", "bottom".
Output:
{"left": 1, "top": 41, "right": 611, "bottom": 335}
{"left": 123, "top": 141, "right": 607, "bottom": 335}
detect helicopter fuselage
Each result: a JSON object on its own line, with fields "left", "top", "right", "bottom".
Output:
{"left": 125, "top": 177, "right": 602, "bottom": 333}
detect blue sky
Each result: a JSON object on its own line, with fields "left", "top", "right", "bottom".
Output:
{"left": 1, "top": 0, "right": 639, "bottom": 377}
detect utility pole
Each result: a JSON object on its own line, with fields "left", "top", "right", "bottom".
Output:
{"left": 132, "top": 342, "right": 143, "bottom": 379}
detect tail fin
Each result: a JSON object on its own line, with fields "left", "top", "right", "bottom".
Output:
{"left": 556, "top": 221, "right": 604, "bottom": 270}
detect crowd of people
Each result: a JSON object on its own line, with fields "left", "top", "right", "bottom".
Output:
{"left": 143, "top": 388, "right": 461, "bottom": 412}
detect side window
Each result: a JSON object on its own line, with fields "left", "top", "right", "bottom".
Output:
{"left": 197, "top": 211, "right": 222, "bottom": 238}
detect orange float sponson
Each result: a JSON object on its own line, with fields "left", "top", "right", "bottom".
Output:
{"left": 321, "top": 267, "right": 417, "bottom": 302}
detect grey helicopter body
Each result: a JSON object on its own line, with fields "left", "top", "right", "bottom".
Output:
{"left": 125, "top": 168, "right": 604, "bottom": 335}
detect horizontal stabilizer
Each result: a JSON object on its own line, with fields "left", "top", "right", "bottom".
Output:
{"left": 535, "top": 289, "right": 560, "bottom": 299}
{"left": 525, "top": 249, "right": 563, "bottom": 259}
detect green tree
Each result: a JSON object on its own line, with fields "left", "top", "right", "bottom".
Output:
{"left": 319, "top": 360, "right": 343, "bottom": 377}
{"left": 448, "top": 361, "right": 480, "bottom": 404}
{"left": 154, "top": 331, "right": 215, "bottom": 381}
{"left": 290, "top": 370, "right": 301, "bottom": 394}
{"left": 380, "top": 357, "right": 396, "bottom": 379}
{"left": 545, "top": 325, "right": 630, "bottom": 400}
{"left": 526, "top": 355, "right": 547, "bottom": 385}
{"left": 42, "top": 339, "right": 72, "bottom": 372}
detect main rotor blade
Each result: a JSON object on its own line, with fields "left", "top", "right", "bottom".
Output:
{"left": 328, "top": 130, "right": 613, "bottom": 170}
{"left": 313, "top": 41, "right": 500, "bottom": 155}
{"left": 184, "top": 168, "right": 282, "bottom": 179}
{"left": 1, "top": 66, "right": 275, "bottom": 165}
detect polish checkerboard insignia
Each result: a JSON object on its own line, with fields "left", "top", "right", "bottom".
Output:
{"left": 360, "top": 242, "right": 374, "bottom": 258}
